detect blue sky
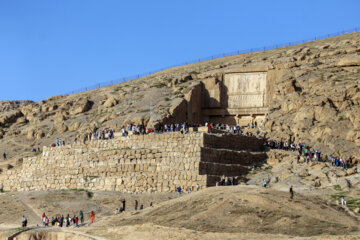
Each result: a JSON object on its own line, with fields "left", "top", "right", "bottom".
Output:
{"left": 0, "top": 0, "right": 359, "bottom": 101}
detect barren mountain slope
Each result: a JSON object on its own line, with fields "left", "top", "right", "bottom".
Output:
{"left": 0, "top": 31, "right": 359, "bottom": 168}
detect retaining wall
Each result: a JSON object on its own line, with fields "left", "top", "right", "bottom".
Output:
{"left": 0, "top": 133, "right": 266, "bottom": 193}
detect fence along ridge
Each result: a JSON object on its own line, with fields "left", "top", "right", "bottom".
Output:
{"left": 66, "top": 27, "right": 360, "bottom": 95}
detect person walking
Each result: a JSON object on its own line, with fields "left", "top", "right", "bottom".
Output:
{"left": 75, "top": 216, "right": 79, "bottom": 228}
{"left": 177, "top": 186, "right": 182, "bottom": 198}
{"left": 0, "top": 183, "right": 3, "bottom": 193}
{"left": 91, "top": 211, "right": 95, "bottom": 223}
{"left": 22, "top": 216, "right": 27, "bottom": 227}
{"left": 135, "top": 200, "right": 138, "bottom": 211}
{"left": 80, "top": 210, "right": 84, "bottom": 224}
{"left": 45, "top": 217, "right": 49, "bottom": 227}
{"left": 121, "top": 199, "right": 126, "bottom": 212}
{"left": 3, "top": 152, "right": 6, "bottom": 160}
{"left": 290, "top": 186, "right": 294, "bottom": 199}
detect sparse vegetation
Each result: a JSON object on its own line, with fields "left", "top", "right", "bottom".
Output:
{"left": 36, "top": 150, "right": 43, "bottom": 155}
{"left": 188, "top": 70, "right": 199, "bottom": 75}
{"left": 115, "top": 86, "right": 123, "bottom": 91}
{"left": 151, "top": 82, "right": 167, "bottom": 88}
{"left": 70, "top": 188, "right": 94, "bottom": 199}
{"left": 101, "top": 147, "right": 132, "bottom": 152}
{"left": 346, "top": 198, "right": 360, "bottom": 211}
{"left": 333, "top": 185, "right": 341, "bottom": 191}
{"left": 330, "top": 191, "right": 347, "bottom": 199}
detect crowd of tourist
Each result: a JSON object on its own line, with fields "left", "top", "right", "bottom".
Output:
{"left": 265, "top": 139, "right": 358, "bottom": 171}
{"left": 43, "top": 211, "right": 87, "bottom": 228}
{"left": 121, "top": 122, "right": 193, "bottom": 136}
{"left": 21, "top": 210, "right": 93, "bottom": 229}
{"left": 80, "top": 126, "right": 115, "bottom": 144}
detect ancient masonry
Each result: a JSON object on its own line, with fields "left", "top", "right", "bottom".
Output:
{"left": 0, "top": 133, "right": 266, "bottom": 193}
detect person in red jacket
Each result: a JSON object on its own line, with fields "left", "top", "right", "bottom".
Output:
{"left": 75, "top": 216, "right": 79, "bottom": 227}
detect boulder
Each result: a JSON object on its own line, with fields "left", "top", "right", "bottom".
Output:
{"left": 70, "top": 99, "right": 93, "bottom": 115}
{"left": 337, "top": 55, "right": 360, "bottom": 67}
{"left": 69, "top": 122, "right": 81, "bottom": 131}
{"left": 0, "top": 111, "right": 23, "bottom": 126}
{"left": 103, "top": 97, "right": 118, "bottom": 108}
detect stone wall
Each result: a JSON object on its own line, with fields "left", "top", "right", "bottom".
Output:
{"left": 0, "top": 133, "right": 266, "bottom": 193}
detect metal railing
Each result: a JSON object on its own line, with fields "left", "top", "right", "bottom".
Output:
{"left": 66, "top": 27, "right": 359, "bottom": 95}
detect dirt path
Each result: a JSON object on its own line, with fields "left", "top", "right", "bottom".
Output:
{"left": 7, "top": 227, "right": 107, "bottom": 240}
{"left": 58, "top": 228, "right": 107, "bottom": 240}
{"left": 18, "top": 192, "right": 42, "bottom": 226}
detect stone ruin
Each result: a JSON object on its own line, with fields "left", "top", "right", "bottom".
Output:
{"left": 0, "top": 133, "right": 266, "bottom": 193}
{"left": 169, "top": 65, "right": 281, "bottom": 126}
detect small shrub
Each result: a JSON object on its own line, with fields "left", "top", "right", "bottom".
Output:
{"left": 317, "top": 138, "right": 322, "bottom": 143}
{"left": 164, "top": 97, "right": 170, "bottom": 101}
{"left": 338, "top": 116, "right": 344, "bottom": 121}
{"left": 312, "top": 60, "right": 322, "bottom": 67}
{"left": 151, "top": 82, "right": 167, "bottom": 88}
{"left": 333, "top": 185, "right": 341, "bottom": 191}
{"left": 87, "top": 191, "right": 94, "bottom": 199}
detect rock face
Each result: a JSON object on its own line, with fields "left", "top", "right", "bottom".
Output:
{"left": 0, "top": 100, "right": 33, "bottom": 112}
{"left": 248, "top": 149, "right": 360, "bottom": 191}
{"left": 260, "top": 42, "right": 360, "bottom": 159}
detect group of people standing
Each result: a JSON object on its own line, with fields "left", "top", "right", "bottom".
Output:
{"left": 81, "top": 126, "right": 115, "bottom": 144}
{"left": 122, "top": 122, "right": 193, "bottom": 136}
{"left": 21, "top": 211, "right": 95, "bottom": 228}
{"left": 266, "top": 139, "right": 357, "bottom": 171}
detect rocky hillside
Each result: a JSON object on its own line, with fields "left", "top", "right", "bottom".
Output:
{"left": 0, "top": 32, "right": 359, "bottom": 164}
{"left": 0, "top": 100, "right": 33, "bottom": 112}
{"left": 262, "top": 40, "right": 360, "bottom": 159}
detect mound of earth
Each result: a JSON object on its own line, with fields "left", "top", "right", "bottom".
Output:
{"left": 90, "top": 186, "right": 359, "bottom": 238}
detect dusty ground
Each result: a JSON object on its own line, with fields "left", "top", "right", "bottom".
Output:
{"left": 0, "top": 186, "right": 359, "bottom": 239}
